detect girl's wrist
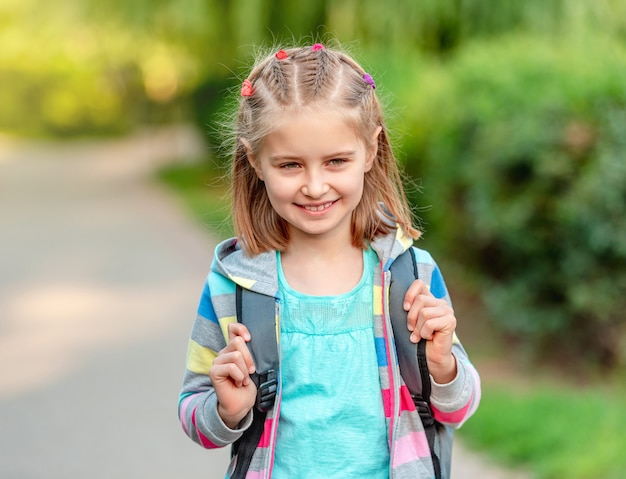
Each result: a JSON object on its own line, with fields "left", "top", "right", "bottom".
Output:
{"left": 428, "top": 354, "right": 457, "bottom": 385}
{"left": 218, "top": 403, "right": 250, "bottom": 430}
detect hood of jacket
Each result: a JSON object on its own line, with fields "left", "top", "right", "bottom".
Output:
{"left": 211, "top": 226, "right": 415, "bottom": 297}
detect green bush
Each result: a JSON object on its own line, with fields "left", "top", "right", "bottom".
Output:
{"left": 401, "top": 34, "right": 626, "bottom": 367}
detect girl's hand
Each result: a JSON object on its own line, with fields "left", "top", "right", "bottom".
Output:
{"left": 209, "top": 323, "right": 257, "bottom": 429}
{"left": 403, "top": 280, "right": 457, "bottom": 384}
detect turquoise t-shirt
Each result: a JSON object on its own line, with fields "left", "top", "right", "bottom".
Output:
{"left": 272, "top": 248, "right": 389, "bottom": 478}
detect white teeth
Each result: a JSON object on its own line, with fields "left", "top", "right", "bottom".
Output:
{"left": 303, "top": 201, "right": 333, "bottom": 212}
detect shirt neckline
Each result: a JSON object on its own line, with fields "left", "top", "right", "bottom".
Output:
{"left": 277, "top": 248, "right": 375, "bottom": 300}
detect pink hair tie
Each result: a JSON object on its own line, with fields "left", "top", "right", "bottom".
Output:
{"left": 275, "top": 50, "right": 288, "bottom": 60}
{"left": 312, "top": 43, "right": 325, "bottom": 51}
{"left": 241, "top": 79, "right": 254, "bottom": 97}
{"left": 363, "top": 73, "right": 376, "bottom": 89}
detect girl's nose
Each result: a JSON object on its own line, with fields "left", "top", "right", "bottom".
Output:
{"left": 301, "top": 171, "right": 330, "bottom": 198}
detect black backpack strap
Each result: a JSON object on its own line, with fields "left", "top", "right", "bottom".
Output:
{"left": 417, "top": 339, "right": 442, "bottom": 479}
{"left": 231, "top": 285, "right": 279, "bottom": 479}
{"left": 389, "top": 247, "right": 424, "bottom": 395}
{"left": 389, "top": 248, "right": 442, "bottom": 479}
{"left": 230, "top": 409, "right": 266, "bottom": 479}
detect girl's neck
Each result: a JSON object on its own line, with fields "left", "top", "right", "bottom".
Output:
{"left": 283, "top": 234, "right": 352, "bottom": 260}
{"left": 280, "top": 235, "right": 365, "bottom": 296}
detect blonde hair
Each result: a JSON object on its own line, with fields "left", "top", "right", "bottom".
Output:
{"left": 229, "top": 44, "right": 420, "bottom": 255}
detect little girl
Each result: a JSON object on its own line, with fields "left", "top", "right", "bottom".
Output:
{"left": 179, "top": 43, "right": 480, "bottom": 478}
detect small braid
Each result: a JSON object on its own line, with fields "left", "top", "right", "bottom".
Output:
{"left": 311, "top": 48, "right": 333, "bottom": 99}
{"left": 266, "top": 58, "right": 290, "bottom": 105}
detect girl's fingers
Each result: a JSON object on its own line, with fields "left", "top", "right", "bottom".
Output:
{"left": 403, "top": 280, "right": 430, "bottom": 312}
{"left": 408, "top": 296, "right": 456, "bottom": 343}
{"left": 213, "top": 349, "right": 253, "bottom": 384}
{"left": 417, "top": 311, "right": 456, "bottom": 340}
{"left": 228, "top": 322, "right": 252, "bottom": 342}
{"left": 226, "top": 323, "right": 256, "bottom": 374}
{"left": 209, "top": 324, "right": 259, "bottom": 426}
{"left": 406, "top": 291, "right": 434, "bottom": 341}
{"left": 210, "top": 359, "right": 250, "bottom": 387}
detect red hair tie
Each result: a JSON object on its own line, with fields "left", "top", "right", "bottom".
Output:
{"left": 241, "top": 79, "right": 254, "bottom": 97}
{"left": 312, "top": 43, "right": 325, "bottom": 51}
{"left": 275, "top": 50, "right": 288, "bottom": 60}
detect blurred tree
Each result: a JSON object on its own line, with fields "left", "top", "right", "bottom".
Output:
{"left": 2, "top": 0, "right": 625, "bottom": 136}
{"left": 401, "top": 34, "right": 626, "bottom": 368}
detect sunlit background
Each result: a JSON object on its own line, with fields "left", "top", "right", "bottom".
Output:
{"left": 1, "top": 1, "right": 626, "bottom": 478}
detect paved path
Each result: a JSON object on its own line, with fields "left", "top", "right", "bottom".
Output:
{"left": 0, "top": 127, "right": 530, "bottom": 478}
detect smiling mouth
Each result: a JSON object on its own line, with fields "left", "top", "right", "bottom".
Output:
{"left": 301, "top": 200, "right": 336, "bottom": 212}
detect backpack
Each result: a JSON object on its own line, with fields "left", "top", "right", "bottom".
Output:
{"left": 231, "top": 247, "right": 453, "bottom": 479}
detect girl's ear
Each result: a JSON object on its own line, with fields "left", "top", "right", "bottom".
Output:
{"left": 365, "top": 126, "right": 383, "bottom": 172}
{"left": 241, "top": 138, "right": 264, "bottom": 180}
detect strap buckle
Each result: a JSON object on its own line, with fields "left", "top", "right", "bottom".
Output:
{"left": 412, "top": 395, "right": 435, "bottom": 428}
{"left": 252, "top": 370, "right": 277, "bottom": 412}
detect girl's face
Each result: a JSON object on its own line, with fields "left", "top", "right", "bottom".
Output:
{"left": 247, "top": 111, "right": 380, "bottom": 246}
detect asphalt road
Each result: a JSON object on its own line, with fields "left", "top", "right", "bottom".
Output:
{"left": 0, "top": 127, "right": 529, "bottom": 479}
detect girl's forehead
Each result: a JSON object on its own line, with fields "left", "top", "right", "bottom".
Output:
{"left": 264, "top": 106, "right": 364, "bottom": 140}
{"left": 276, "top": 106, "right": 351, "bottom": 126}
{"left": 261, "top": 111, "right": 362, "bottom": 153}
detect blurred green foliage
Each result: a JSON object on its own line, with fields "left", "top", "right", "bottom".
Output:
{"left": 1, "top": 0, "right": 209, "bottom": 136}
{"left": 404, "top": 35, "right": 626, "bottom": 367}
{"left": 4, "top": 0, "right": 626, "bottom": 137}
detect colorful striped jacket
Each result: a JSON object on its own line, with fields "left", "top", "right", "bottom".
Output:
{"left": 178, "top": 228, "right": 481, "bottom": 478}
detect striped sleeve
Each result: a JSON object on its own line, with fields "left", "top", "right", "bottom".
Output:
{"left": 177, "top": 277, "right": 252, "bottom": 449}
{"left": 413, "top": 248, "right": 482, "bottom": 428}
{"left": 429, "top": 340, "right": 481, "bottom": 428}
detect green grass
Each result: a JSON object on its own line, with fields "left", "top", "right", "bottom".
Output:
{"left": 157, "top": 160, "right": 626, "bottom": 479}
{"left": 458, "top": 380, "right": 626, "bottom": 479}
{"left": 156, "top": 160, "right": 233, "bottom": 239}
